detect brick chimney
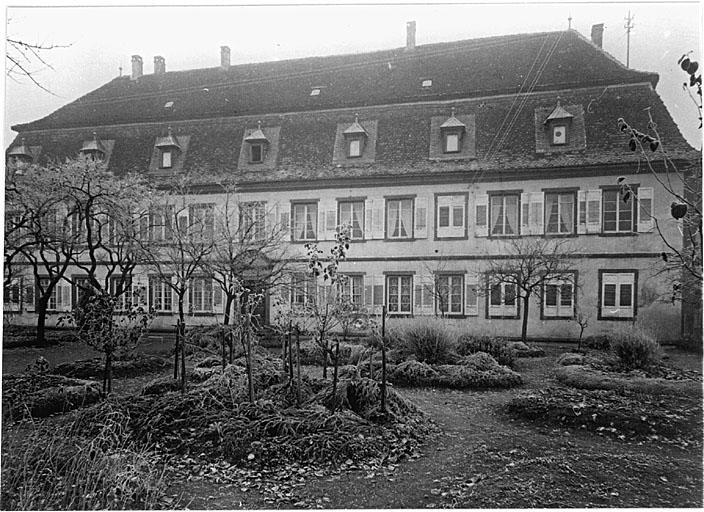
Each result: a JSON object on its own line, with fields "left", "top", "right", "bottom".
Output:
{"left": 406, "top": 21, "right": 416, "bottom": 51}
{"left": 154, "top": 56, "right": 165, "bottom": 75}
{"left": 131, "top": 55, "right": 143, "bottom": 80}
{"left": 221, "top": 46, "right": 231, "bottom": 70}
{"left": 591, "top": 23, "right": 604, "bottom": 48}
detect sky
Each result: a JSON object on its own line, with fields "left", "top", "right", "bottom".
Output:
{"left": 4, "top": 1, "right": 702, "bottom": 149}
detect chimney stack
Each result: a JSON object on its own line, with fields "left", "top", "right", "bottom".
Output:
{"left": 221, "top": 46, "right": 231, "bottom": 70}
{"left": 154, "top": 56, "right": 165, "bottom": 75}
{"left": 131, "top": 55, "right": 143, "bottom": 80}
{"left": 406, "top": 21, "right": 416, "bottom": 51}
{"left": 591, "top": 23, "right": 604, "bottom": 48}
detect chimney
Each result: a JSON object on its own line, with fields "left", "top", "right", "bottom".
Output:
{"left": 131, "top": 55, "right": 143, "bottom": 80}
{"left": 154, "top": 55, "right": 165, "bottom": 75}
{"left": 591, "top": 23, "right": 604, "bottom": 48}
{"left": 406, "top": 21, "right": 416, "bottom": 51}
{"left": 220, "top": 46, "right": 231, "bottom": 70}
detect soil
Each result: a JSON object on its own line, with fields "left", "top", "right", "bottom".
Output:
{"left": 2, "top": 339, "right": 702, "bottom": 508}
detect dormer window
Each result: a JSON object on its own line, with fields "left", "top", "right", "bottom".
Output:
{"left": 155, "top": 127, "right": 181, "bottom": 169}
{"left": 544, "top": 100, "right": 573, "bottom": 146}
{"left": 244, "top": 121, "right": 269, "bottom": 164}
{"left": 440, "top": 108, "right": 466, "bottom": 154}
{"left": 7, "top": 138, "right": 33, "bottom": 166}
{"left": 421, "top": 79, "right": 433, "bottom": 88}
{"left": 80, "top": 132, "right": 106, "bottom": 161}
{"left": 343, "top": 114, "right": 367, "bottom": 159}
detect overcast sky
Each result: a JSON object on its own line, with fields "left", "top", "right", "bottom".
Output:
{"left": 4, "top": 1, "right": 702, "bottom": 149}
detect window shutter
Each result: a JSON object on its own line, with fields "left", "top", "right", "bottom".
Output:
{"left": 24, "top": 282, "right": 35, "bottom": 312}
{"left": 365, "top": 202, "right": 373, "bottom": 240}
{"left": 371, "top": 206, "right": 384, "bottom": 239}
{"left": 637, "top": 187, "right": 654, "bottom": 232}
{"left": 188, "top": 282, "right": 194, "bottom": 315}
{"left": 586, "top": 190, "right": 602, "bottom": 233}
{"left": 325, "top": 210, "right": 337, "bottom": 240}
{"left": 520, "top": 192, "right": 530, "bottom": 236}
{"left": 178, "top": 214, "right": 188, "bottom": 235}
{"left": 364, "top": 280, "right": 373, "bottom": 306}
{"left": 577, "top": 190, "right": 587, "bottom": 235}
{"left": 60, "top": 283, "right": 72, "bottom": 311}
{"left": 475, "top": 194, "right": 489, "bottom": 237}
{"left": 465, "top": 275, "right": 479, "bottom": 316}
{"left": 278, "top": 205, "right": 290, "bottom": 241}
{"left": 372, "top": 275, "right": 384, "bottom": 313}
{"left": 414, "top": 282, "right": 423, "bottom": 311}
{"left": 421, "top": 275, "right": 434, "bottom": 315}
{"left": 213, "top": 282, "right": 223, "bottom": 314}
{"left": 529, "top": 192, "right": 544, "bottom": 235}
{"left": 414, "top": 197, "right": 428, "bottom": 239}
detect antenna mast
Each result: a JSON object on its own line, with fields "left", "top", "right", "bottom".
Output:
{"left": 624, "top": 10, "right": 635, "bottom": 68}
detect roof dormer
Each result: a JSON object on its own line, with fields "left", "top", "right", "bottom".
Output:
{"left": 244, "top": 121, "right": 269, "bottom": 164}
{"left": 7, "top": 137, "right": 35, "bottom": 166}
{"left": 80, "top": 132, "right": 111, "bottom": 162}
{"left": 439, "top": 107, "right": 466, "bottom": 154}
{"left": 239, "top": 121, "right": 280, "bottom": 169}
{"left": 535, "top": 100, "right": 586, "bottom": 153}
{"left": 150, "top": 127, "right": 190, "bottom": 173}
{"left": 342, "top": 114, "right": 368, "bottom": 158}
{"left": 429, "top": 108, "right": 475, "bottom": 160}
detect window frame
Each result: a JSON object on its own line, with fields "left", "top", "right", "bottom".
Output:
{"left": 541, "top": 272, "right": 577, "bottom": 320}
{"left": 551, "top": 124, "right": 568, "bottom": 145}
{"left": 189, "top": 276, "right": 214, "bottom": 314}
{"left": 435, "top": 274, "right": 464, "bottom": 316}
{"left": 240, "top": 201, "right": 266, "bottom": 242}
{"left": 386, "top": 274, "right": 413, "bottom": 316}
{"left": 486, "top": 275, "right": 519, "bottom": 319}
{"left": 337, "top": 200, "right": 365, "bottom": 240}
{"left": 291, "top": 201, "right": 319, "bottom": 242}
{"left": 443, "top": 131, "right": 462, "bottom": 154}
{"left": 435, "top": 193, "right": 468, "bottom": 239}
{"left": 544, "top": 190, "right": 577, "bottom": 236}
{"left": 249, "top": 142, "right": 265, "bottom": 164}
{"left": 385, "top": 196, "right": 415, "bottom": 240}
{"left": 602, "top": 187, "right": 635, "bottom": 234}
{"left": 488, "top": 192, "right": 521, "bottom": 238}
{"left": 346, "top": 136, "right": 364, "bottom": 158}
{"left": 598, "top": 269, "right": 638, "bottom": 320}
{"left": 338, "top": 274, "right": 364, "bottom": 308}
{"left": 148, "top": 275, "right": 173, "bottom": 313}
{"left": 160, "top": 149, "right": 173, "bottom": 169}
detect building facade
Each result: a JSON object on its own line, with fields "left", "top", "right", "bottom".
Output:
{"left": 5, "top": 25, "right": 700, "bottom": 341}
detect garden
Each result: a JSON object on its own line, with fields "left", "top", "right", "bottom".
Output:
{"left": 2, "top": 316, "right": 702, "bottom": 509}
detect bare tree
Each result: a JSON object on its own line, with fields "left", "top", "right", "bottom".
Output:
{"left": 486, "top": 237, "right": 575, "bottom": 342}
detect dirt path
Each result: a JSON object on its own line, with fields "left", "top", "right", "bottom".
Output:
{"left": 174, "top": 351, "right": 703, "bottom": 509}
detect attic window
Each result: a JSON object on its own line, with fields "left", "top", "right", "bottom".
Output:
{"left": 80, "top": 132, "right": 106, "bottom": 161}
{"left": 439, "top": 108, "right": 466, "bottom": 154}
{"left": 155, "top": 127, "right": 181, "bottom": 169}
{"left": 310, "top": 88, "right": 321, "bottom": 96}
{"left": 7, "top": 138, "right": 33, "bottom": 165}
{"left": 164, "top": 101, "right": 174, "bottom": 108}
{"left": 421, "top": 79, "right": 433, "bottom": 88}
{"left": 552, "top": 125, "right": 567, "bottom": 145}
{"left": 244, "top": 121, "right": 269, "bottom": 164}
{"left": 543, "top": 99, "right": 573, "bottom": 147}
{"left": 343, "top": 114, "right": 367, "bottom": 159}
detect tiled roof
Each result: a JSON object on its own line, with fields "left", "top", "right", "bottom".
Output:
{"left": 12, "top": 83, "right": 697, "bottom": 186}
{"left": 13, "top": 29, "right": 658, "bottom": 132}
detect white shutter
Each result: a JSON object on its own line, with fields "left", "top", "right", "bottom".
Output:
{"left": 319, "top": 199, "right": 336, "bottom": 240}
{"left": 421, "top": 274, "right": 434, "bottom": 315}
{"left": 414, "top": 197, "right": 428, "bottom": 239}
{"left": 465, "top": 274, "right": 479, "bottom": 316}
{"left": 474, "top": 194, "right": 489, "bottom": 237}
{"left": 265, "top": 201, "right": 276, "bottom": 237}
{"left": 586, "top": 190, "right": 602, "bottom": 234}
{"left": 24, "top": 281, "right": 36, "bottom": 312}
{"left": 372, "top": 274, "right": 384, "bottom": 314}
{"left": 577, "top": 190, "right": 587, "bottom": 235}
{"left": 213, "top": 281, "right": 224, "bottom": 315}
{"left": 371, "top": 204, "right": 384, "bottom": 240}
{"left": 413, "top": 278, "right": 424, "bottom": 316}
{"left": 365, "top": 202, "right": 373, "bottom": 240}
{"left": 520, "top": 192, "right": 531, "bottom": 236}
{"left": 60, "top": 282, "right": 72, "bottom": 311}
{"left": 132, "top": 273, "right": 148, "bottom": 308}
{"left": 278, "top": 203, "right": 290, "bottom": 241}
{"left": 637, "top": 187, "right": 654, "bottom": 232}
{"left": 529, "top": 192, "right": 544, "bottom": 235}
{"left": 364, "top": 275, "right": 373, "bottom": 306}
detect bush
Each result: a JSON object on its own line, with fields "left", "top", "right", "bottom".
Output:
{"left": 583, "top": 335, "right": 610, "bottom": 351}
{"left": 53, "top": 356, "right": 169, "bottom": 379}
{"left": 389, "top": 318, "right": 458, "bottom": 364}
{"left": 1, "top": 410, "right": 173, "bottom": 510}
{"left": 141, "top": 376, "right": 181, "bottom": 395}
{"left": 457, "top": 335, "right": 516, "bottom": 368}
{"left": 557, "top": 352, "right": 588, "bottom": 366}
{"left": 388, "top": 361, "right": 439, "bottom": 386}
{"left": 388, "top": 358, "right": 522, "bottom": 390}
{"left": 458, "top": 351, "right": 500, "bottom": 371}
{"left": 610, "top": 328, "right": 662, "bottom": 370}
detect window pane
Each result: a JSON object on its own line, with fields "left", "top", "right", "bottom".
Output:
{"left": 559, "top": 194, "right": 574, "bottom": 233}
{"left": 162, "top": 150, "right": 171, "bottom": 168}
{"left": 545, "top": 284, "right": 558, "bottom": 306}
{"left": 619, "top": 284, "right": 632, "bottom": 307}
{"left": 399, "top": 200, "right": 412, "bottom": 238}
{"left": 560, "top": 284, "right": 573, "bottom": 306}
{"left": 490, "top": 197, "right": 504, "bottom": 235}
{"left": 603, "top": 191, "right": 618, "bottom": 232}
{"left": 505, "top": 196, "right": 518, "bottom": 235}
{"left": 251, "top": 144, "right": 262, "bottom": 162}
{"left": 349, "top": 139, "right": 361, "bottom": 157}
{"left": 439, "top": 206, "right": 450, "bottom": 227}
{"left": 504, "top": 284, "right": 516, "bottom": 306}
{"left": 604, "top": 283, "right": 617, "bottom": 307}
{"left": 490, "top": 283, "right": 502, "bottom": 305}
{"left": 546, "top": 193, "right": 559, "bottom": 233}
{"left": 445, "top": 133, "right": 459, "bottom": 152}
{"left": 452, "top": 206, "right": 463, "bottom": 227}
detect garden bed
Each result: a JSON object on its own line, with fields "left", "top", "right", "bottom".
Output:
{"left": 52, "top": 355, "right": 169, "bottom": 379}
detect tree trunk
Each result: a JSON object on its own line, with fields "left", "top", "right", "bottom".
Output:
{"left": 287, "top": 322, "right": 294, "bottom": 382}
{"left": 179, "top": 296, "right": 186, "bottom": 393}
{"left": 521, "top": 294, "right": 530, "bottom": 342}
{"left": 321, "top": 334, "right": 328, "bottom": 379}
{"left": 223, "top": 294, "right": 234, "bottom": 326}
{"left": 245, "top": 314, "right": 254, "bottom": 403}
{"left": 331, "top": 339, "right": 340, "bottom": 409}
{"left": 221, "top": 328, "right": 227, "bottom": 369}
{"left": 36, "top": 296, "right": 49, "bottom": 346}
{"left": 380, "top": 305, "right": 387, "bottom": 416}
{"left": 295, "top": 326, "right": 302, "bottom": 407}
{"left": 173, "top": 323, "right": 180, "bottom": 380}
{"left": 107, "top": 352, "right": 113, "bottom": 395}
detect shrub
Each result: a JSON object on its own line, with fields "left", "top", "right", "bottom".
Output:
{"left": 609, "top": 328, "right": 662, "bottom": 370}
{"left": 457, "top": 335, "right": 516, "bottom": 368}
{"left": 457, "top": 351, "right": 500, "bottom": 371}
{"left": 141, "top": 376, "right": 181, "bottom": 395}
{"left": 583, "top": 334, "right": 610, "bottom": 351}
{"left": 388, "top": 360, "right": 439, "bottom": 386}
{"left": 388, "top": 358, "right": 522, "bottom": 389}
{"left": 389, "top": 318, "right": 458, "bottom": 364}
{"left": 557, "top": 352, "right": 588, "bottom": 366}
{"left": 53, "top": 356, "right": 169, "bottom": 379}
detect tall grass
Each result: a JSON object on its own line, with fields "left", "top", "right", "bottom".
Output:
{"left": 609, "top": 327, "right": 662, "bottom": 370}
{"left": 1, "top": 407, "right": 173, "bottom": 510}
{"left": 387, "top": 318, "right": 459, "bottom": 364}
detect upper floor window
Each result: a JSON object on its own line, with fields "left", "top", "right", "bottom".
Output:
{"left": 240, "top": 202, "right": 266, "bottom": 241}
{"left": 600, "top": 271, "right": 636, "bottom": 319}
{"left": 244, "top": 121, "right": 269, "bottom": 164}
{"left": 552, "top": 125, "right": 567, "bottom": 145}
{"left": 7, "top": 138, "right": 34, "bottom": 166}
{"left": 338, "top": 200, "right": 364, "bottom": 240}
{"left": 490, "top": 194, "right": 519, "bottom": 236}
{"left": 189, "top": 203, "right": 215, "bottom": 238}
{"left": 436, "top": 194, "right": 465, "bottom": 238}
{"left": 603, "top": 189, "right": 634, "bottom": 233}
{"left": 161, "top": 149, "right": 172, "bottom": 168}
{"left": 436, "top": 274, "right": 463, "bottom": 316}
{"left": 387, "top": 275, "right": 412, "bottom": 315}
{"left": 543, "top": 275, "right": 575, "bottom": 318}
{"left": 386, "top": 198, "right": 413, "bottom": 239}
{"left": 545, "top": 192, "right": 575, "bottom": 235}
{"left": 292, "top": 202, "right": 318, "bottom": 241}
{"left": 343, "top": 115, "right": 367, "bottom": 159}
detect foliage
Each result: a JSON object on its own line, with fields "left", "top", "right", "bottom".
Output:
{"left": 583, "top": 334, "right": 611, "bottom": 351}
{"left": 141, "top": 376, "right": 182, "bottom": 396}
{"left": 457, "top": 351, "right": 500, "bottom": 371}
{"left": 53, "top": 355, "right": 168, "bottom": 379}
{"left": 609, "top": 328, "right": 662, "bottom": 370}
{"left": 388, "top": 318, "right": 458, "bottom": 364}
{"left": 388, "top": 358, "right": 522, "bottom": 389}
{"left": 457, "top": 334, "right": 516, "bottom": 368}
{"left": 0, "top": 411, "right": 173, "bottom": 510}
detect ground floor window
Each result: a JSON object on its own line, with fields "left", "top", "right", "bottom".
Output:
{"left": 436, "top": 274, "right": 463, "bottom": 315}
{"left": 39, "top": 278, "right": 60, "bottom": 311}
{"left": 387, "top": 275, "right": 412, "bottom": 315}
{"left": 149, "top": 276, "right": 173, "bottom": 312}
{"left": 189, "top": 277, "right": 213, "bottom": 313}
{"left": 600, "top": 271, "right": 636, "bottom": 319}
{"left": 488, "top": 277, "right": 518, "bottom": 318}
{"left": 542, "top": 275, "right": 575, "bottom": 318}
{"left": 339, "top": 275, "right": 364, "bottom": 306}
{"left": 291, "top": 273, "right": 316, "bottom": 306}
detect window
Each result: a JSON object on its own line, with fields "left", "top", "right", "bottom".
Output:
{"left": 189, "top": 203, "right": 215, "bottom": 238}
{"left": 310, "top": 88, "right": 321, "bottom": 96}
{"left": 490, "top": 194, "right": 519, "bottom": 236}
{"left": 4, "top": 279, "right": 21, "bottom": 311}
{"left": 110, "top": 276, "right": 134, "bottom": 311}
{"left": 149, "top": 206, "right": 174, "bottom": 242}
{"left": 600, "top": 271, "right": 636, "bottom": 319}
{"left": 292, "top": 202, "right": 318, "bottom": 241}
{"left": 552, "top": 125, "right": 567, "bottom": 145}
{"left": 421, "top": 79, "right": 433, "bottom": 87}
{"left": 160, "top": 149, "right": 172, "bottom": 168}
{"left": 149, "top": 276, "right": 172, "bottom": 312}
{"left": 543, "top": 275, "right": 575, "bottom": 318}
{"left": 338, "top": 201, "right": 364, "bottom": 240}
{"left": 603, "top": 189, "right": 634, "bottom": 233}
{"left": 39, "top": 278, "right": 59, "bottom": 311}
{"left": 387, "top": 275, "right": 412, "bottom": 315}
{"left": 545, "top": 192, "right": 575, "bottom": 235}
{"left": 488, "top": 278, "right": 518, "bottom": 318}
{"left": 436, "top": 195, "right": 465, "bottom": 238}
{"left": 73, "top": 277, "right": 91, "bottom": 308}
{"left": 386, "top": 198, "right": 413, "bottom": 239}
{"left": 347, "top": 138, "right": 363, "bottom": 158}
{"left": 250, "top": 143, "right": 264, "bottom": 163}
{"left": 444, "top": 133, "right": 460, "bottom": 153}
{"left": 436, "top": 275, "right": 463, "bottom": 315}
{"left": 339, "top": 275, "right": 363, "bottom": 306}
{"left": 291, "top": 273, "right": 316, "bottom": 306}
{"left": 240, "top": 202, "right": 266, "bottom": 241}
{"left": 190, "top": 277, "right": 213, "bottom": 313}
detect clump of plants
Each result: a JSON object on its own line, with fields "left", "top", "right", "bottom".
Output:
{"left": 388, "top": 318, "right": 458, "bottom": 364}
{"left": 457, "top": 334, "right": 517, "bottom": 368}
{"left": 609, "top": 327, "right": 662, "bottom": 370}
{"left": 583, "top": 334, "right": 611, "bottom": 351}
{"left": 52, "top": 355, "right": 169, "bottom": 380}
